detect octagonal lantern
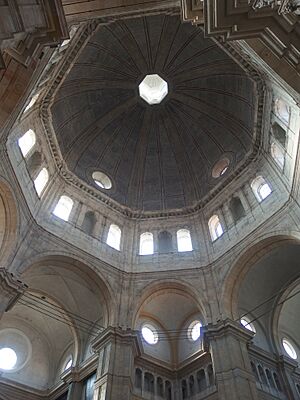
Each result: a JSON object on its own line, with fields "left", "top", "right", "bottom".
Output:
{"left": 139, "top": 74, "right": 168, "bottom": 105}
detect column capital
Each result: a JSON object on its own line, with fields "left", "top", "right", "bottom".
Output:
{"left": 91, "top": 326, "right": 141, "bottom": 356}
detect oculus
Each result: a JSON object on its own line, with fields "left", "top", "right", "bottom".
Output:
{"left": 0, "top": 347, "right": 17, "bottom": 370}
{"left": 141, "top": 324, "right": 158, "bottom": 345}
{"left": 92, "top": 171, "right": 112, "bottom": 190}
{"left": 139, "top": 74, "right": 168, "bottom": 105}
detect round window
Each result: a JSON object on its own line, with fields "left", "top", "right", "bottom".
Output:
{"left": 282, "top": 338, "right": 297, "bottom": 359}
{"left": 141, "top": 324, "right": 158, "bottom": 345}
{"left": 92, "top": 171, "right": 112, "bottom": 190}
{"left": 0, "top": 347, "right": 17, "bottom": 370}
{"left": 212, "top": 158, "right": 230, "bottom": 178}
{"left": 188, "top": 320, "right": 202, "bottom": 341}
{"left": 240, "top": 318, "right": 256, "bottom": 333}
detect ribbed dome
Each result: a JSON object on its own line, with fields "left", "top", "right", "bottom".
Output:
{"left": 51, "top": 14, "right": 256, "bottom": 212}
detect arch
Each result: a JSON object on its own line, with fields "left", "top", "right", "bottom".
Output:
{"left": 208, "top": 214, "right": 223, "bottom": 241}
{"left": 139, "top": 232, "right": 154, "bottom": 255}
{"left": 132, "top": 279, "right": 209, "bottom": 328}
{"left": 258, "top": 365, "right": 267, "bottom": 385}
{"left": 17, "top": 255, "right": 115, "bottom": 327}
{"left": 197, "top": 369, "right": 206, "bottom": 391}
{"left": 0, "top": 179, "right": 18, "bottom": 265}
{"left": 144, "top": 372, "right": 154, "bottom": 393}
{"left": 270, "top": 142, "right": 285, "bottom": 169}
{"left": 158, "top": 231, "right": 173, "bottom": 253}
{"left": 81, "top": 211, "right": 97, "bottom": 236}
{"left": 229, "top": 197, "right": 245, "bottom": 223}
{"left": 176, "top": 229, "right": 193, "bottom": 252}
{"left": 157, "top": 376, "right": 164, "bottom": 397}
{"left": 106, "top": 224, "right": 121, "bottom": 250}
{"left": 165, "top": 380, "right": 172, "bottom": 400}
{"left": 135, "top": 368, "right": 142, "bottom": 389}
{"left": 221, "top": 234, "right": 300, "bottom": 318}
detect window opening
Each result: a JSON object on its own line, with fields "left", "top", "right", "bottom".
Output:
{"left": 92, "top": 171, "right": 112, "bottom": 190}
{"left": 251, "top": 176, "right": 272, "bottom": 202}
{"left": 18, "top": 129, "right": 36, "bottom": 157}
{"left": 34, "top": 168, "right": 49, "bottom": 197}
{"left": 141, "top": 324, "right": 158, "bottom": 345}
{"left": 270, "top": 142, "right": 285, "bottom": 169}
{"left": 106, "top": 224, "right": 121, "bottom": 250}
{"left": 53, "top": 195, "right": 74, "bottom": 221}
{"left": 208, "top": 215, "right": 223, "bottom": 241}
{"left": 0, "top": 347, "right": 17, "bottom": 370}
{"left": 139, "top": 232, "right": 154, "bottom": 255}
{"left": 188, "top": 320, "right": 202, "bottom": 341}
{"left": 274, "top": 98, "right": 290, "bottom": 124}
{"left": 229, "top": 197, "right": 246, "bottom": 223}
{"left": 177, "top": 229, "right": 193, "bottom": 252}
{"left": 240, "top": 318, "right": 256, "bottom": 333}
{"left": 282, "top": 338, "right": 297, "bottom": 359}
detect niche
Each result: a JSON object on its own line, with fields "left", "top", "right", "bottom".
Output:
{"left": 229, "top": 197, "right": 245, "bottom": 223}
{"left": 158, "top": 231, "right": 173, "bottom": 253}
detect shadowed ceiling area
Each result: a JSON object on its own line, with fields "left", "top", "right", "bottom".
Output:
{"left": 51, "top": 14, "right": 256, "bottom": 212}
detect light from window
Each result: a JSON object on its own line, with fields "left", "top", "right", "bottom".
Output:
{"left": 34, "top": 168, "right": 49, "bottom": 197}
{"left": 64, "top": 358, "right": 72, "bottom": 371}
{"left": 24, "top": 93, "right": 39, "bottom": 113}
{"left": 188, "top": 320, "right": 202, "bottom": 341}
{"left": 282, "top": 338, "right": 297, "bottom": 359}
{"left": 92, "top": 171, "right": 112, "bottom": 190}
{"left": 106, "top": 224, "right": 121, "bottom": 250}
{"left": 270, "top": 142, "right": 285, "bottom": 169}
{"left": 240, "top": 318, "right": 256, "bottom": 333}
{"left": 139, "top": 232, "right": 154, "bottom": 255}
{"left": 275, "top": 98, "right": 290, "bottom": 124}
{"left": 208, "top": 215, "right": 223, "bottom": 241}
{"left": 0, "top": 347, "right": 17, "bottom": 370}
{"left": 53, "top": 195, "right": 74, "bottom": 221}
{"left": 18, "top": 129, "right": 36, "bottom": 157}
{"left": 141, "top": 325, "right": 158, "bottom": 345}
{"left": 251, "top": 176, "right": 272, "bottom": 202}
{"left": 212, "top": 158, "right": 230, "bottom": 178}
{"left": 177, "top": 229, "right": 193, "bottom": 252}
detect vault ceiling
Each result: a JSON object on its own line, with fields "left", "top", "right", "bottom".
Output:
{"left": 51, "top": 14, "right": 257, "bottom": 212}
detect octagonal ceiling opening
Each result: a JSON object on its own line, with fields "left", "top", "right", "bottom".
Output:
{"left": 139, "top": 74, "right": 168, "bottom": 105}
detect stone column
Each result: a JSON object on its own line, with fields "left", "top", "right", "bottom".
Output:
{"left": 92, "top": 327, "right": 140, "bottom": 400}
{"left": 203, "top": 319, "right": 259, "bottom": 400}
{"left": 61, "top": 368, "right": 83, "bottom": 400}
{"left": 67, "top": 381, "right": 83, "bottom": 400}
{"left": 0, "top": 267, "right": 27, "bottom": 319}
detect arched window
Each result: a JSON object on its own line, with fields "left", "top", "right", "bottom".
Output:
{"left": 18, "top": 129, "right": 36, "bottom": 157}
{"left": 34, "top": 168, "right": 49, "bottom": 197}
{"left": 139, "top": 232, "right": 154, "bottom": 255}
{"left": 165, "top": 381, "right": 172, "bottom": 400}
{"left": 197, "top": 370, "right": 206, "bottom": 391}
{"left": 24, "top": 93, "right": 39, "bottom": 113}
{"left": 157, "top": 377, "right": 164, "bottom": 397}
{"left": 251, "top": 176, "right": 272, "bottom": 202}
{"left": 81, "top": 211, "right": 97, "bottom": 236}
{"left": 177, "top": 229, "right": 193, "bottom": 252}
{"left": 135, "top": 368, "right": 142, "bottom": 389}
{"left": 266, "top": 369, "right": 275, "bottom": 389}
{"left": 158, "top": 231, "right": 173, "bottom": 253}
{"left": 181, "top": 380, "right": 187, "bottom": 400}
{"left": 144, "top": 372, "right": 154, "bottom": 393}
{"left": 272, "top": 122, "right": 287, "bottom": 147}
{"left": 270, "top": 142, "right": 285, "bottom": 169}
{"left": 208, "top": 215, "right": 223, "bottom": 241}
{"left": 189, "top": 376, "right": 195, "bottom": 395}
{"left": 258, "top": 365, "right": 267, "bottom": 385}
{"left": 106, "top": 224, "right": 121, "bottom": 250}
{"left": 53, "top": 195, "right": 74, "bottom": 221}
{"left": 273, "top": 373, "right": 281, "bottom": 392}
{"left": 229, "top": 197, "right": 245, "bottom": 223}
{"left": 274, "top": 98, "right": 290, "bottom": 125}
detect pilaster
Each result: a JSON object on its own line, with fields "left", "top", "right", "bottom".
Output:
{"left": 92, "top": 327, "right": 141, "bottom": 400}
{"left": 203, "top": 319, "right": 259, "bottom": 400}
